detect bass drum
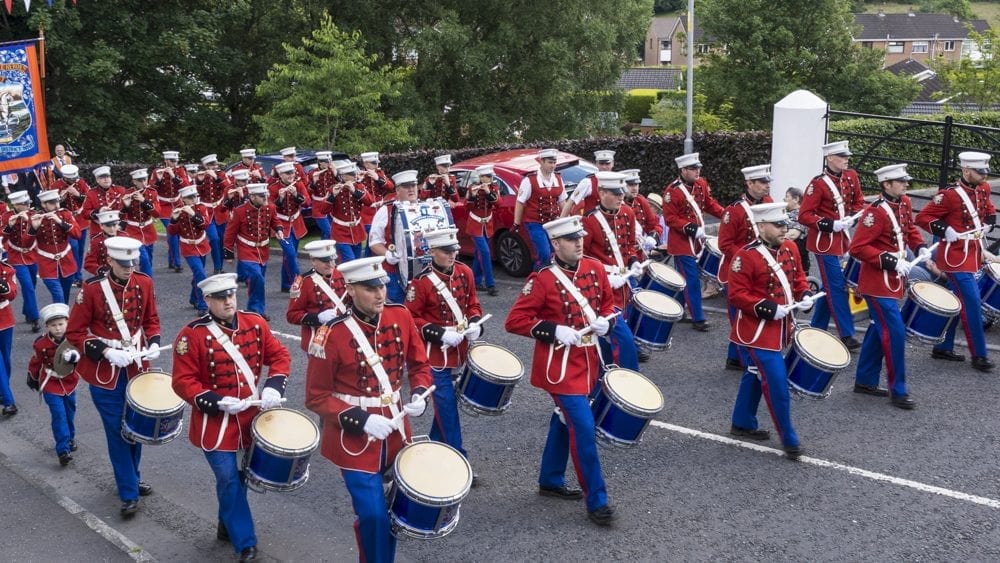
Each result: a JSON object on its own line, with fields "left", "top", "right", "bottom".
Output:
{"left": 393, "top": 198, "right": 455, "bottom": 281}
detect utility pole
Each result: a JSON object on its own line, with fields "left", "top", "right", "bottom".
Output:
{"left": 684, "top": 0, "right": 694, "bottom": 154}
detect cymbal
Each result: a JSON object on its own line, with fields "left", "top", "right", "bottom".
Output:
{"left": 53, "top": 339, "right": 78, "bottom": 377}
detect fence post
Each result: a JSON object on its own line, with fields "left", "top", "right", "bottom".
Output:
{"left": 939, "top": 115, "right": 953, "bottom": 188}
{"left": 771, "top": 90, "right": 827, "bottom": 200}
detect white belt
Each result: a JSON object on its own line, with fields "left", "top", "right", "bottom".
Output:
{"left": 157, "top": 195, "right": 180, "bottom": 203}
{"left": 469, "top": 211, "right": 493, "bottom": 224}
{"left": 7, "top": 241, "right": 36, "bottom": 253}
{"left": 181, "top": 233, "right": 207, "bottom": 245}
{"left": 36, "top": 244, "right": 72, "bottom": 261}
{"left": 237, "top": 235, "right": 269, "bottom": 247}
{"left": 124, "top": 218, "right": 154, "bottom": 228}
{"left": 276, "top": 211, "right": 301, "bottom": 222}
{"left": 97, "top": 332, "right": 141, "bottom": 349}
{"left": 332, "top": 216, "right": 361, "bottom": 227}
{"left": 203, "top": 201, "right": 218, "bottom": 209}
{"left": 333, "top": 390, "right": 400, "bottom": 408}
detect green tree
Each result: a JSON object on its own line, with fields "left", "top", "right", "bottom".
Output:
{"left": 932, "top": 28, "right": 1000, "bottom": 110}
{"left": 917, "top": 0, "right": 974, "bottom": 19}
{"left": 697, "top": 0, "right": 919, "bottom": 130}
{"left": 254, "top": 14, "right": 414, "bottom": 154}
{"left": 650, "top": 92, "right": 733, "bottom": 133}
{"left": 654, "top": 0, "right": 686, "bottom": 13}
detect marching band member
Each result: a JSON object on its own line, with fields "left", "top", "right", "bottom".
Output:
{"left": 48, "top": 164, "right": 89, "bottom": 285}
{"left": 83, "top": 210, "right": 121, "bottom": 276}
{"left": 224, "top": 169, "right": 251, "bottom": 211}
{"left": 196, "top": 154, "right": 232, "bottom": 275}
{"left": 368, "top": 170, "right": 420, "bottom": 304}
{"left": 561, "top": 149, "right": 615, "bottom": 216}
{"left": 149, "top": 150, "right": 191, "bottom": 272}
{"left": 621, "top": 169, "right": 662, "bottom": 251}
{"left": 223, "top": 183, "right": 283, "bottom": 318}
{"left": 32, "top": 189, "right": 81, "bottom": 305}
{"left": 231, "top": 148, "right": 266, "bottom": 182}
{"left": 305, "top": 256, "right": 431, "bottom": 563}
{"left": 269, "top": 146, "right": 306, "bottom": 181}
{"left": 728, "top": 202, "right": 814, "bottom": 459}
{"left": 849, "top": 164, "right": 925, "bottom": 409}
{"left": 799, "top": 141, "right": 865, "bottom": 351}
{"left": 358, "top": 151, "right": 394, "bottom": 235}
{"left": 80, "top": 166, "right": 125, "bottom": 234}
{"left": 66, "top": 236, "right": 162, "bottom": 517}
{"left": 286, "top": 240, "right": 349, "bottom": 351}
{"left": 505, "top": 216, "right": 616, "bottom": 526}
{"left": 0, "top": 256, "right": 16, "bottom": 416}
{"left": 515, "top": 148, "right": 567, "bottom": 271}
{"left": 308, "top": 151, "right": 336, "bottom": 241}
{"left": 662, "top": 153, "right": 725, "bottom": 332}
{"left": 915, "top": 151, "right": 997, "bottom": 372}
{"left": 269, "top": 161, "right": 311, "bottom": 293}
{"left": 120, "top": 169, "right": 161, "bottom": 277}
{"left": 581, "top": 171, "right": 640, "bottom": 371}
{"left": 172, "top": 273, "right": 290, "bottom": 562}
{"left": 717, "top": 165, "right": 774, "bottom": 371}
{"left": 27, "top": 303, "right": 79, "bottom": 466}
{"left": 419, "top": 154, "right": 459, "bottom": 203}
{"left": 168, "top": 186, "right": 211, "bottom": 314}
{"left": 464, "top": 164, "right": 500, "bottom": 296}
{"left": 327, "top": 161, "right": 372, "bottom": 263}
{"left": 404, "top": 228, "right": 483, "bottom": 471}
{"left": 2, "top": 190, "right": 40, "bottom": 332}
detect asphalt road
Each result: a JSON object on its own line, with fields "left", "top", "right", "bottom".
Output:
{"left": 1, "top": 251, "right": 999, "bottom": 562}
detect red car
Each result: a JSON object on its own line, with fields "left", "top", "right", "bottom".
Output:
{"left": 450, "top": 149, "right": 597, "bottom": 277}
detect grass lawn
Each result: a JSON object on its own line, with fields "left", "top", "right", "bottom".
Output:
{"left": 861, "top": 2, "right": 1000, "bottom": 26}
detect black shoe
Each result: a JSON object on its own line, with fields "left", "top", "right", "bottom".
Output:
{"left": 841, "top": 336, "right": 861, "bottom": 351}
{"left": 725, "top": 358, "right": 743, "bottom": 371}
{"left": 476, "top": 285, "right": 487, "bottom": 293}
{"left": 853, "top": 383, "right": 889, "bottom": 397}
{"left": 173, "top": 266, "right": 184, "bottom": 273}
{"left": 138, "top": 481, "right": 153, "bottom": 496}
{"left": 69, "top": 440, "right": 77, "bottom": 452}
{"left": 931, "top": 348, "right": 966, "bottom": 362}
{"left": 239, "top": 546, "right": 258, "bottom": 562}
{"left": 730, "top": 425, "right": 770, "bottom": 441}
{"left": 488, "top": 286, "right": 498, "bottom": 296}
{"left": 213, "top": 269, "right": 225, "bottom": 275}
{"left": 637, "top": 348, "right": 651, "bottom": 363}
{"left": 972, "top": 356, "right": 995, "bottom": 372}
{"left": 783, "top": 444, "right": 804, "bottom": 460}
{"left": 890, "top": 394, "right": 917, "bottom": 410}
{"left": 217, "top": 521, "right": 230, "bottom": 542}
{"left": 30, "top": 320, "right": 40, "bottom": 333}
{"left": 471, "top": 473, "right": 481, "bottom": 488}
{"left": 2, "top": 405, "right": 18, "bottom": 417}
{"left": 261, "top": 314, "right": 271, "bottom": 322}
{"left": 587, "top": 505, "right": 615, "bottom": 526}
{"left": 538, "top": 485, "right": 583, "bottom": 500}
{"left": 58, "top": 452, "right": 72, "bottom": 466}
{"left": 692, "top": 321, "right": 710, "bottom": 332}
{"left": 120, "top": 499, "right": 139, "bottom": 517}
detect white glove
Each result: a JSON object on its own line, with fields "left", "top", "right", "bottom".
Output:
{"left": 260, "top": 387, "right": 283, "bottom": 410}
{"left": 385, "top": 250, "right": 400, "bottom": 265}
{"left": 641, "top": 236, "right": 657, "bottom": 252}
{"left": 441, "top": 328, "right": 464, "bottom": 347}
{"left": 403, "top": 393, "right": 426, "bottom": 417}
{"left": 608, "top": 273, "right": 628, "bottom": 289}
{"left": 363, "top": 414, "right": 396, "bottom": 440}
{"left": 628, "top": 262, "right": 644, "bottom": 279}
{"left": 62, "top": 349, "right": 80, "bottom": 363}
{"left": 832, "top": 220, "right": 850, "bottom": 233}
{"left": 773, "top": 305, "right": 791, "bottom": 320}
{"left": 317, "top": 309, "right": 339, "bottom": 324}
{"left": 218, "top": 396, "right": 250, "bottom": 415}
{"left": 554, "top": 325, "right": 581, "bottom": 347}
{"left": 917, "top": 247, "right": 932, "bottom": 262}
{"left": 944, "top": 226, "right": 959, "bottom": 243}
{"left": 464, "top": 323, "right": 482, "bottom": 342}
{"left": 895, "top": 260, "right": 914, "bottom": 277}
{"left": 143, "top": 345, "right": 161, "bottom": 361}
{"left": 695, "top": 226, "right": 706, "bottom": 240}
{"left": 104, "top": 348, "right": 132, "bottom": 368}
{"left": 590, "top": 316, "right": 610, "bottom": 337}
{"left": 798, "top": 294, "right": 816, "bottom": 309}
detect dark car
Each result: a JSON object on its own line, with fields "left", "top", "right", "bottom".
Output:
{"left": 223, "top": 149, "right": 350, "bottom": 177}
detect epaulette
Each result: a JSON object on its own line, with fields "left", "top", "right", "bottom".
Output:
{"left": 585, "top": 207, "right": 600, "bottom": 217}
{"left": 186, "top": 315, "right": 212, "bottom": 328}
{"left": 326, "top": 311, "right": 351, "bottom": 326}
{"left": 384, "top": 303, "right": 407, "bottom": 309}
{"left": 238, "top": 309, "right": 266, "bottom": 321}
{"left": 301, "top": 268, "right": 317, "bottom": 276}
{"left": 813, "top": 173, "right": 824, "bottom": 181}
{"left": 744, "top": 240, "right": 763, "bottom": 250}
{"left": 84, "top": 274, "right": 106, "bottom": 284}
{"left": 414, "top": 266, "right": 433, "bottom": 279}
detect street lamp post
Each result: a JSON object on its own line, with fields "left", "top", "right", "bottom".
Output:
{"left": 684, "top": 0, "right": 694, "bottom": 154}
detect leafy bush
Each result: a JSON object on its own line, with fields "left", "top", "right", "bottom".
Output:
{"left": 623, "top": 92, "right": 658, "bottom": 124}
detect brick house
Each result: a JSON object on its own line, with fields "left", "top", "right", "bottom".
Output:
{"left": 854, "top": 12, "right": 990, "bottom": 66}
{"left": 642, "top": 14, "right": 715, "bottom": 66}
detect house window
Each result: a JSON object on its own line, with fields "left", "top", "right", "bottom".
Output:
{"left": 862, "top": 41, "right": 873, "bottom": 49}
{"left": 887, "top": 41, "right": 904, "bottom": 54}
{"left": 696, "top": 43, "right": 710, "bottom": 55}
{"left": 660, "top": 40, "right": 671, "bottom": 64}
{"left": 944, "top": 40, "right": 955, "bottom": 51}
{"left": 912, "top": 41, "right": 929, "bottom": 54}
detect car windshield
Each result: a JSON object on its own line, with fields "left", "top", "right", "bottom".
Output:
{"left": 558, "top": 162, "right": 598, "bottom": 192}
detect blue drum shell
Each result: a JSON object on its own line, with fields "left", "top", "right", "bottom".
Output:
{"left": 246, "top": 448, "right": 311, "bottom": 490}
{"left": 122, "top": 407, "right": 183, "bottom": 445}
{"left": 457, "top": 371, "right": 515, "bottom": 415}
{"left": 389, "top": 486, "right": 462, "bottom": 538}
{"left": 628, "top": 307, "right": 676, "bottom": 351}
{"left": 591, "top": 388, "right": 649, "bottom": 447}
{"left": 979, "top": 270, "right": 1000, "bottom": 316}
{"left": 785, "top": 347, "right": 834, "bottom": 398}
{"left": 901, "top": 298, "right": 954, "bottom": 345}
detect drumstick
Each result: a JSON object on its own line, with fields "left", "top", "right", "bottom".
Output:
{"left": 622, "top": 259, "right": 653, "bottom": 280}
{"left": 780, "top": 291, "right": 827, "bottom": 314}
{"left": 906, "top": 242, "right": 940, "bottom": 268}
{"left": 441, "top": 314, "right": 493, "bottom": 351}
{"left": 244, "top": 397, "right": 288, "bottom": 407}
{"left": 128, "top": 344, "right": 173, "bottom": 361}
{"left": 367, "top": 385, "right": 437, "bottom": 443}
{"left": 555, "top": 312, "right": 620, "bottom": 350}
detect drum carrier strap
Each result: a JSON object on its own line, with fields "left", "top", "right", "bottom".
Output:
{"left": 593, "top": 211, "right": 626, "bottom": 273}
{"left": 98, "top": 278, "right": 143, "bottom": 371}
{"left": 948, "top": 186, "right": 984, "bottom": 268}
{"left": 546, "top": 265, "right": 603, "bottom": 384}
{"left": 878, "top": 201, "right": 906, "bottom": 293}
{"left": 197, "top": 320, "right": 262, "bottom": 452}
{"left": 427, "top": 272, "right": 468, "bottom": 368}
{"left": 674, "top": 180, "right": 706, "bottom": 256}
{"left": 310, "top": 273, "right": 348, "bottom": 314}
{"left": 814, "top": 174, "right": 848, "bottom": 253}
{"left": 342, "top": 315, "right": 407, "bottom": 442}
{"left": 735, "top": 245, "right": 793, "bottom": 346}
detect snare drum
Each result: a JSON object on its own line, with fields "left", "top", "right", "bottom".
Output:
{"left": 641, "top": 262, "right": 686, "bottom": 300}
{"left": 785, "top": 327, "right": 851, "bottom": 399}
{"left": 245, "top": 408, "right": 320, "bottom": 492}
{"left": 843, "top": 256, "right": 862, "bottom": 289}
{"left": 121, "top": 371, "right": 185, "bottom": 445}
{"left": 697, "top": 236, "right": 723, "bottom": 280}
{"left": 591, "top": 368, "right": 664, "bottom": 447}
{"left": 627, "top": 290, "right": 684, "bottom": 351}
{"left": 901, "top": 281, "right": 961, "bottom": 345}
{"left": 979, "top": 263, "right": 1000, "bottom": 319}
{"left": 456, "top": 343, "right": 524, "bottom": 415}
{"left": 393, "top": 198, "right": 455, "bottom": 281}
{"left": 389, "top": 439, "right": 472, "bottom": 539}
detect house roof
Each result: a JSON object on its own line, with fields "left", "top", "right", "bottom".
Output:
{"left": 617, "top": 67, "right": 683, "bottom": 91}
{"left": 679, "top": 13, "right": 710, "bottom": 43}
{"left": 885, "top": 58, "right": 946, "bottom": 103}
{"left": 853, "top": 13, "right": 990, "bottom": 41}
{"left": 648, "top": 15, "right": 676, "bottom": 38}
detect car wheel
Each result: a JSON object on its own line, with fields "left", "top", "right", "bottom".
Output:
{"left": 497, "top": 231, "right": 533, "bottom": 277}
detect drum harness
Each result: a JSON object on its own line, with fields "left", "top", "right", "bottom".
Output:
{"left": 734, "top": 245, "right": 793, "bottom": 348}
{"left": 340, "top": 315, "right": 408, "bottom": 448}
{"left": 672, "top": 180, "right": 706, "bottom": 257}
{"left": 877, "top": 201, "right": 907, "bottom": 293}
{"left": 946, "top": 187, "right": 985, "bottom": 269}
{"left": 97, "top": 277, "right": 144, "bottom": 383}
{"left": 593, "top": 209, "right": 627, "bottom": 275}
{"left": 548, "top": 265, "right": 605, "bottom": 385}
{"left": 814, "top": 174, "right": 850, "bottom": 254}
{"left": 426, "top": 272, "right": 468, "bottom": 369}
{"left": 199, "top": 321, "right": 260, "bottom": 452}
{"left": 719, "top": 200, "right": 761, "bottom": 277}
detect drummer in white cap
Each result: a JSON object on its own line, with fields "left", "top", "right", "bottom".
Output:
{"left": 172, "top": 273, "right": 291, "bottom": 561}
{"left": 26, "top": 302, "right": 80, "bottom": 466}
{"left": 286, "top": 240, "right": 349, "bottom": 351}
{"left": 3, "top": 189, "right": 41, "bottom": 332}
{"left": 515, "top": 148, "right": 568, "bottom": 271}
{"left": 561, "top": 149, "right": 615, "bottom": 216}
{"left": 368, "top": 170, "right": 420, "bottom": 303}
{"left": 305, "top": 256, "right": 432, "bottom": 563}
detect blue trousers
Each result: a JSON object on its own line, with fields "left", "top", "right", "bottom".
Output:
{"left": 675, "top": 255, "right": 705, "bottom": 322}
{"left": 430, "top": 367, "right": 467, "bottom": 458}
{"left": 90, "top": 372, "right": 142, "bottom": 502}
{"left": 342, "top": 467, "right": 395, "bottom": 563}
{"left": 204, "top": 451, "right": 256, "bottom": 553}
{"left": 236, "top": 261, "right": 267, "bottom": 315}
{"left": 336, "top": 243, "right": 363, "bottom": 264}
{"left": 386, "top": 272, "right": 405, "bottom": 304}
{"left": 186, "top": 255, "right": 208, "bottom": 310}
{"left": 69, "top": 228, "right": 87, "bottom": 282}
{"left": 540, "top": 394, "right": 608, "bottom": 512}
{"left": 278, "top": 233, "right": 301, "bottom": 291}
{"left": 42, "top": 275, "right": 74, "bottom": 306}
{"left": 525, "top": 222, "right": 552, "bottom": 271}
{"left": 0, "top": 327, "right": 12, "bottom": 407}
{"left": 811, "top": 254, "right": 856, "bottom": 338}
{"left": 314, "top": 216, "right": 331, "bottom": 241}
{"left": 160, "top": 218, "right": 181, "bottom": 268}
{"left": 471, "top": 235, "right": 495, "bottom": 288}
{"left": 597, "top": 313, "right": 639, "bottom": 371}
{"left": 12, "top": 263, "right": 38, "bottom": 321}
{"left": 857, "top": 296, "right": 908, "bottom": 397}
{"left": 206, "top": 221, "right": 224, "bottom": 272}
{"left": 939, "top": 271, "right": 988, "bottom": 358}
{"left": 43, "top": 391, "right": 76, "bottom": 456}
{"left": 139, "top": 243, "right": 154, "bottom": 278}
{"left": 731, "top": 347, "right": 799, "bottom": 448}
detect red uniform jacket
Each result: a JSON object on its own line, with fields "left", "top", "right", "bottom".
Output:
{"left": 28, "top": 335, "right": 80, "bottom": 395}
{"left": 625, "top": 193, "right": 663, "bottom": 239}
{"left": 582, "top": 206, "right": 639, "bottom": 309}
{"left": 66, "top": 272, "right": 161, "bottom": 390}
{"left": 404, "top": 262, "right": 483, "bottom": 369}
{"left": 31, "top": 210, "right": 80, "bottom": 279}
{"left": 799, "top": 168, "right": 865, "bottom": 256}
{"left": 223, "top": 201, "right": 282, "bottom": 264}
{"left": 120, "top": 188, "right": 161, "bottom": 245}
{"left": 464, "top": 183, "right": 500, "bottom": 238}
{"left": 570, "top": 175, "right": 600, "bottom": 216}
{"left": 171, "top": 312, "right": 290, "bottom": 452}
{"left": 849, "top": 195, "right": 925, "bottom": 299}
{"left": 728, "top": 240, "right": 810, "bottom": 351}
{"left": 308, "top": 168, "right": 336, "bottom": 218}
{"left": 149, "top": 166, "right": 191, "bottom": 219}
{"left": 196, "top": 171, "right": 231, "bottom": 224}
{"left": 230, "top": 162, "right": 266, "bottom": 183}
{"left": 359, "top": 169, "right": 394, "bottom": 226}
{"left": 304, "top": 304, "right": 432, "bottom": 473}
{"left": 286, "top": 269, "right": 350, "bottom": 351}
{"left": 2, "top": 210, "right": 36, "bottom": 266}
{"left": 269, "top": 162, "right": 307, "bottom": 183}
{"left": 717, "top": 193, "right": 773, "bottom": 284}
{"left": 0, "top": 262, "right": 16, "bottom": 330}
{"left": 49, "top": 178, "right": 90, "bottom": 229}
{"left": 419, "top": 174, "right": 459, "bottom": 202}
{"left": 505, "top": 258, "right": 615, "bottom": 395}
{"left": 81, "top": 185, "right": 126, "bottom": 232}
{"left": 521, "top": 172, "right": 564, "bottom": 225}
{"left": 83, "top": 230, "right": 111, "bottom": 275}
{"left": 268, "top": 178, "right": 311, "bottom": 239}
{"left": 328, "top": 181, "right": 372, "bottom": 245}
{"left": 661, "top": 177, "right": 724, "bottom": 257}
{"left": 167, "top": 204, "right": 210, "bottom": 257}
{"left": 915, "top": 179, "right": 997, "bottom": 273}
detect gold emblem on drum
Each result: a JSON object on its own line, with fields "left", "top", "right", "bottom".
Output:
{"left": 176, "top": 337, "right": 188, "bottom": 356}
{"left": 863, "top": 212, "right": 875, "bottom": 228}
{"left": 521, "top": 279, "right": 534, "bottom": 295}
{"left": 731, "top": 256, "right": 742, "bottom": 272}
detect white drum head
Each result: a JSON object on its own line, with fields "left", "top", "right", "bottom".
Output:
{"left": 910, "top": 281, "right": 961, "bottom": 315}
{"left": 253, "top": 408, "right": 319, "bottom": 451}
{"left": 647, "top": 262, "right": 686, "bottom": 289}
{"left": 986, "top": 263, "right": 1000, "bottom": 282}
{"left": 633, "top": 290, "right": 684, "bottom": 319}
{"left": 704, "top": 236, "right": 721, "bottom": 256}
{"left": 793, "top": 327, "right": 851, "bottom": 370}
{"left": 603, "top": 368, "right": 664, "bottom": 413}
{"left": 468, "top": 344, "right": 523, "bottom": 381}
{"left": 128, "top": 371, "right": 184, "bottom": 412}
{"left": 396, "top": 441, "right": 471, "bottom": 500}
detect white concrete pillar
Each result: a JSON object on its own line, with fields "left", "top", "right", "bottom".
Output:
{"left": 770, "top": 90, "right": 827, "bottom": 200}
